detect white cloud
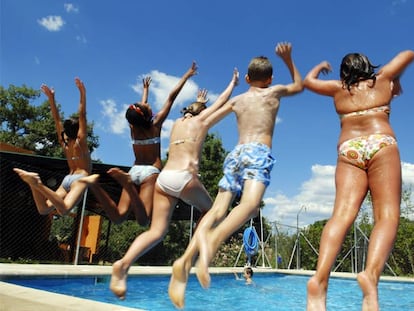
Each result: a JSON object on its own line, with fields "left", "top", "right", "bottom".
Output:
{"left": 402, "top": 162, "right": 414, "bottom": 186}
{"left": 38, "top": 16, "right": 65, "bottom": 32}
{"left": 64, "top": 3, "right": 79, "bottom": 13}
{"left": 131, "top": 70, "right": 198, "bottom": 110}
{"left": 161, "top": 119, "right": 174, "bottom": 140}
{"left": 99, "top": 99, "right": 129, "bottom": 134}
{"left": 263, "top": 162, "right": 414, "bottom": 230}
{"left": 263, "top": 164, "right": 335, "bottom": 230}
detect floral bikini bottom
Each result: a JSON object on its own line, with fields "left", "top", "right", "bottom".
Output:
{"left": 338, "top": 134, "right": 397, "bottom": 170}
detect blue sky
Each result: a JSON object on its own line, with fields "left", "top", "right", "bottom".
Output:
{"left": 2, "top": 0, "right": 414, "bottom": 230}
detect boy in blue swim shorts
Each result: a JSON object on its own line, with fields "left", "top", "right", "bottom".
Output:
{"left": 169, "top": 42, "right": 304, "bottom": 309}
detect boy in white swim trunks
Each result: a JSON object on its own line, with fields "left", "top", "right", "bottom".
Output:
{"left": 168, "top": 42, "right": 304, "bottom": 309}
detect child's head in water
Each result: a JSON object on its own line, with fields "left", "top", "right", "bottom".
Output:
{"left": 244, "top": 267, "right": 254, "bottom": 284}
{"left": 126, "top": 103, "right": 153, "bottom": 128}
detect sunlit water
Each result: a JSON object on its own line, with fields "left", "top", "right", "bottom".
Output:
{"left": 5, "top": 273, "right": 414, "bottom": 310}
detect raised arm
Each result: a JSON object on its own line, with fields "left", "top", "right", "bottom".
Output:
{"left": 380, "top": 50, "right": 414, "bottom": 81}
{"left": 201, "top": 68, "right": 239, "bottom": 127}
{"left": 275, "top": 42, "right": 303, "bottom": 96}
{"left": 202, "top": 68, "right": 239, "bottom": 117}
{"left": 41, "top": 84, "right": 64, "bottom": 146}
{"left": 303, "top": 61, "right": 341, "bottom": 96}
{"left": 75, "top": 77, "right": 88, "bottom": 140}
{"left": 141, "top": 76, "right": 151, "bottom": 103}
{"left": 155, "top": 61, "right": 198, "bottom": 125}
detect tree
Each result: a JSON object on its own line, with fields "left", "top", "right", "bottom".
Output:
{"left": 300, "top": 185, "right": 414, "bottom": 276}
{"left": 199, "top": 132, "right": 228, "bottom": 196}
{"left": 393, "top": 185, "right": 414, "bottom": 275}
{"left": 0, "top": 84, "right": 99, "bottom": 157}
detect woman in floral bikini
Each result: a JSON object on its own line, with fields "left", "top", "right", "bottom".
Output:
{"left": 304, "top": 50, "right": 414, "bottom": 311}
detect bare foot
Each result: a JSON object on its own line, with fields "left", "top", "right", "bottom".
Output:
{"left": 13, "top": 168, "right": 41, "bottom": 186}
{"left": 108, "top": 168, "right": 132, "bottom": 187}
{"left": 306, "top": 276, "right": 327, "bottom": 311}
{"left": 168, "top": 257, "right": 191, "bottom": 309}
{"left": 357, "top": 271, "right": 379, "bottom": 311}
{"left": 110, "top": 260, "right": 128, "bottom": 300}
{"left": 78, "top": 174, "right": 100, "bottom": 185}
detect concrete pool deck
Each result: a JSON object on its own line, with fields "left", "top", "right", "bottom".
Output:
{"left": 1, "top": 264, "right": 413, "bottom": 311}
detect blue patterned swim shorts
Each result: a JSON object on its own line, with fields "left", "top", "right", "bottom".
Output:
{"left": 218, "top": 142, "right": 276, "bottom": 195}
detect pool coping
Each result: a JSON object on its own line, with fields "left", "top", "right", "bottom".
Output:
{"left": 1, "top": 264, "right": 413, "bottom": 311}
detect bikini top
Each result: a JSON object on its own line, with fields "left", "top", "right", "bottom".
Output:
{"left": 132, "top": 137, "right": 161, "bottom": 145}
{"left": 170, "top": 137, "right": 197, "bottom": 145}
{"left": 338, "top": 104, "right": 390, "bottom": 120}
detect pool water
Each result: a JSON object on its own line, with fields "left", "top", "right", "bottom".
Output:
{"left": 5, "top": 273, "right": 414, "bottom": 311}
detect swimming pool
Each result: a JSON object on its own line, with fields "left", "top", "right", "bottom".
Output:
{"left": 3, "top": 271, "right": 414, "bottom": 310}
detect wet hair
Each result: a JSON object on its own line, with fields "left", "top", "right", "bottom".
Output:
{"left": 340, "top": 53, "right": 380, "bottom": 91}
{"left": 180, "top": 102, "right": 207, "bottom": 116}
{"left": 61, "top": 117, "right": 79, "bottom": 142}
{"left": 244, "top": 267, "right": 254, "bottom": 277}
{"left": 125, "top": 103, "right": 152, "bottom": 129}
{"left": 247, "top": 56, "right": 273, "bottom": 82}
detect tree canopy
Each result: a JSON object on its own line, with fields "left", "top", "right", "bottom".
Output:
{"left": 0, "top": 84, "right": 99, "bottom": 157}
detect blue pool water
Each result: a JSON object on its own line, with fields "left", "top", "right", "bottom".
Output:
{"left": 4, "top": 273, "right": 414, "bottom": 311}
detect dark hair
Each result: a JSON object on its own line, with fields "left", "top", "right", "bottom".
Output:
{"left": 247, "top": 56, "right": 273, "bottom": 81}
{"left": 340, "top": 53, "right": 380, "bottom": 91}
{"left": 245, "top": 267, "right": 254, "bottom": 277}
{"left": 180, "top": 102, "right": 206, "bottom": 116}
{"left": 62, "top": 118, "right": 79, "bottom": 140}
{"left": 126, "top": 103, "right": 152, "bottom": 128}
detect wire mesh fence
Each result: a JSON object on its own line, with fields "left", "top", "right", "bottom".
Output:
{"left": 0, "top": 150, "right": 200, "bottom": 265}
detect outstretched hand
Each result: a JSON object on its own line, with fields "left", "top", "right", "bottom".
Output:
{"left": 319, "top": 61, "right": 332, "bottom": 75}
{"left": 232, "top": 67, "right": 239, "bottom": 86}
{"left": 275, "top": 42, "right": 292, "bottom": 60}
{"left": 186, "top": 61, "right": 198, "bottom": 77}
{"left": 142, "top": 76, "right": 152, "bottom": 88}
{"left": 196, "top": 89, "right": 209, "bottom": 103}
{"left": 41, "top": 84, "right": 55, "bottom": 99}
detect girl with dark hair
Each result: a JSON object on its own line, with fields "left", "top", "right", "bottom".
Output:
{"left": 81, "top": 62, "right": 198, "bottom": 226}
{"left": 14, "top": 77, "right": 91, "bottom": 215}
{"left": 304, "top": 50, "right": 414, "bottom": 311}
